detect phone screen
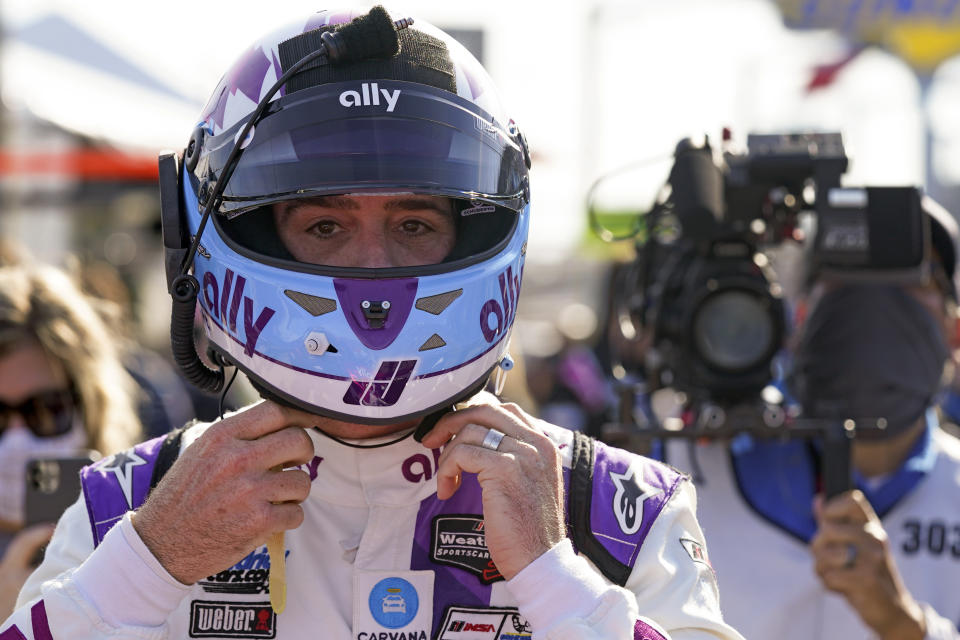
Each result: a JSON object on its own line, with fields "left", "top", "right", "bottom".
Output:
{"left": 24, "top": 455, "right": 96, "bottom": 527}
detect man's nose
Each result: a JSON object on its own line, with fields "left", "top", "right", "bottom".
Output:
{"left": 352, "top": 228, "right": 396, "bottom": 269}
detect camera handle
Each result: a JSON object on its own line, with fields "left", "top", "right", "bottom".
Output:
{"left": 602, "top": 391, "right": 860, "bottom": 499}
{"left": 822, "top": 420, "right": 855, "bottom": 499}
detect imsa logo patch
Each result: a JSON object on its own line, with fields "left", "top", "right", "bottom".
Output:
{"left": 438, "top": 606, "right": 532, "bottom": 639}
{"left": 189, "top": 601, "right": 276, "bottom": 638}
{"left": 431, "top": 515, "right": 503, "bottom": 584}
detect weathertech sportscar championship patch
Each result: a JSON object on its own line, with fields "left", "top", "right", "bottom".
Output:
{"left": 431, "top": 515, "right": 503, "bottom": 584}
{"left": 437, "top": 606, "right": 532, "bottom": 639}
{"left": 188, "top": 600, "right": 275, "bottom": 638}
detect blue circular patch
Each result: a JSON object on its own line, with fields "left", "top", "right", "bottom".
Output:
{"left": 368, "top": 577, "right": 418, "bottom": 629}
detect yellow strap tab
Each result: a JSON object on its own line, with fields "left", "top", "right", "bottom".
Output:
{"left": 267, "top": 531, "right": 286, "bottom": 614}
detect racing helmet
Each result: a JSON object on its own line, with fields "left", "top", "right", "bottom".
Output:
{"left": 160, "top": 6, "right": 531, "bottom": 426}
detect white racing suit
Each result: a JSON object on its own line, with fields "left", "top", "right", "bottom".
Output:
{"left": 2, "top": 420, "right": 743, "bottom": 640}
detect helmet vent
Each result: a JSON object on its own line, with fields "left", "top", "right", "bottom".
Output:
{"left": 419, "top": 334, "right": 447, "bottom": 351}
{"left": 415, "top": 289, "right": 463, "bottom": 315}
{"left": 285, "top": 290, "right": 338, "bottom": 316}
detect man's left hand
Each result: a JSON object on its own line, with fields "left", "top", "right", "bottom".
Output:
{"left": 421, "top": 400, "right": 565, "bottom": 581}
{"left": 810, "top": 490, "right": 925, "bottom": 640}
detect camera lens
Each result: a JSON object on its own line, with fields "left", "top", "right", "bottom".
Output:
{"left": 692, "top": 290, "right": 774, "bottom": 372}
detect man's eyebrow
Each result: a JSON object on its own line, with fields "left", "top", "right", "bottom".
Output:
{"left": 294, "top": 195, "right": 360, "bottom": 211}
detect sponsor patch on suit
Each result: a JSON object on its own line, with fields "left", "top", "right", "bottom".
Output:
{"left": 188, "top": 600, "right": 275, "bottom": 638}
{"left": 431, "top": 515, "right": 503, "bottom": 584}
{"left": 354, "top": 570, "right": 434, "bottom": 640}
{"left": 438, "top": 606, "right": 532, "bottom": 639}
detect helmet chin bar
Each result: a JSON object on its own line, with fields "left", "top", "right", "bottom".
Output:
{"left": 228, "top": 330, "right": 498, "bottom": 428}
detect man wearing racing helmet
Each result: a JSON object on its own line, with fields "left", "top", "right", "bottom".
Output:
{"left": 2, "top": 7, "right": 743, "bottom": 639}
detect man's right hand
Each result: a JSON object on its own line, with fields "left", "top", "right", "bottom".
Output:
{"left": 132, "top": 401, "right": 315, "bottom": 585}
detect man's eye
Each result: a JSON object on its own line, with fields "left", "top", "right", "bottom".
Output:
{"left": 309, "top": 220, "right": 338, "bottom": 236}
{"left": 400, "top": 220, "right": 430, "bottom": 234}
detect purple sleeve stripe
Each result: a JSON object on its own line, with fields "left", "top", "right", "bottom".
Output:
{"left": 81, "top": 473, "right": 100, "bottom": 546}
{"left": 634, "top": 619, "right": 667, "bottom": 640}
{"left": 0, "top": 624, "right": 28, "bottom": 640}
{"left": 0, "top": 601, "right": 51, "bottom": 640}
{"left": 30, "top": 602, "right": 52, "bottom": 640}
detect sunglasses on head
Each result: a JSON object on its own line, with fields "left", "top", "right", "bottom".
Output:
{"left": 0, "top": 388, "right": 77, "bottom": 439}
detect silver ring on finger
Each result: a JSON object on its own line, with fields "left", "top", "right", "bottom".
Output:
{"left": 480, "top": 428, "right": 506, "bottom": 452}
{"left": 843, "top": 543, "right": 857, "bottom": 569}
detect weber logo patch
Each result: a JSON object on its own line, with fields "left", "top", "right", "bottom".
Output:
{"left": 189, "top": 601, "right": 275, "bottom": 638}
{"left": 431, "top": 515, "right": 503, "bottom": 584}
{"left": 438, "top": 606, "right": 532, "bottom": 639}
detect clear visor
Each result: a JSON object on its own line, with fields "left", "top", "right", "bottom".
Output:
{"left": 194, "top": 81, "right": 528, "bottom": 219}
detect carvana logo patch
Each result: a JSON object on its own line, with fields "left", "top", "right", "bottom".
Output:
{"left": 369, "top": 577, "right": 419, "bottom": 629}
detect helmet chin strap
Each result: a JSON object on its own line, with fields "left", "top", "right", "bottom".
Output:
{"left": 412, "top": 374, "right": 494, "bottom": 442}
{"left": 313, "top": 425, "right": 417, "bottom": 449}
{"left": 309, "top": 402, "right": 454, "bottom": 449}
{"left": 412, "top": 405, "right": 455, "bottom": 443}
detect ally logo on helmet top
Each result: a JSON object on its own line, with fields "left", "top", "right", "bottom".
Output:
{"left": 339, "top": 83, "right": 401, "bottom": 112}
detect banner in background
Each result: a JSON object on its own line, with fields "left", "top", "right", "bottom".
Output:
{"left": 776, "top": 0, "right": 960, "bottom": 73}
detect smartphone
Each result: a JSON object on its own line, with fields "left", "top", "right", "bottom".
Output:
{"left": 24, "top": 455, "right": 96, "bottom": 527}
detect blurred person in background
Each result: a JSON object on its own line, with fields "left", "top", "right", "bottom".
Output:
{"left": 524, "top": 301, "right": 612, "bottom": 435}
{"left": 523, "top": 263, "right": 659, "bottom": 455}
{"left": 78, "top": 259, "right": 199, "bottom": 438}
{"left": 664, "top": 196, "right": 960, "bottom": 639}
{"left": 1, "top": 6, "right": 743, "bottom": 639}
{"left": 0, "top": 264, "right": 141, "bottom": 619}
{"left": 0, "top": 242, "right": 200, "bottom": 440}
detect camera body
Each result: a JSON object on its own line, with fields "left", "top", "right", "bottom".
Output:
{"left": 628, "top": 132, "right": 928, "bottom": 405}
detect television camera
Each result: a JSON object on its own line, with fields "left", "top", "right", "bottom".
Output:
{"left": 589, "top": 132, "right": 931, "bottom": 496}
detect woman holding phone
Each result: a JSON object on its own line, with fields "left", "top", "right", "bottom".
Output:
{"left": 0, "top": 264, "right": 141, "bottom": 618}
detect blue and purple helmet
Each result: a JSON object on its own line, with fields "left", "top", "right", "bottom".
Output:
{"left": 161, "top": 6, "right": 531, "bottom": 425}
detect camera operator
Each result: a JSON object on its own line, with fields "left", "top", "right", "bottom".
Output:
{"left": 616, "top": 135, "right": 960, "bottom": 639}
{"left": 669, "top": 197, "right": 960, "bottom": 639}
